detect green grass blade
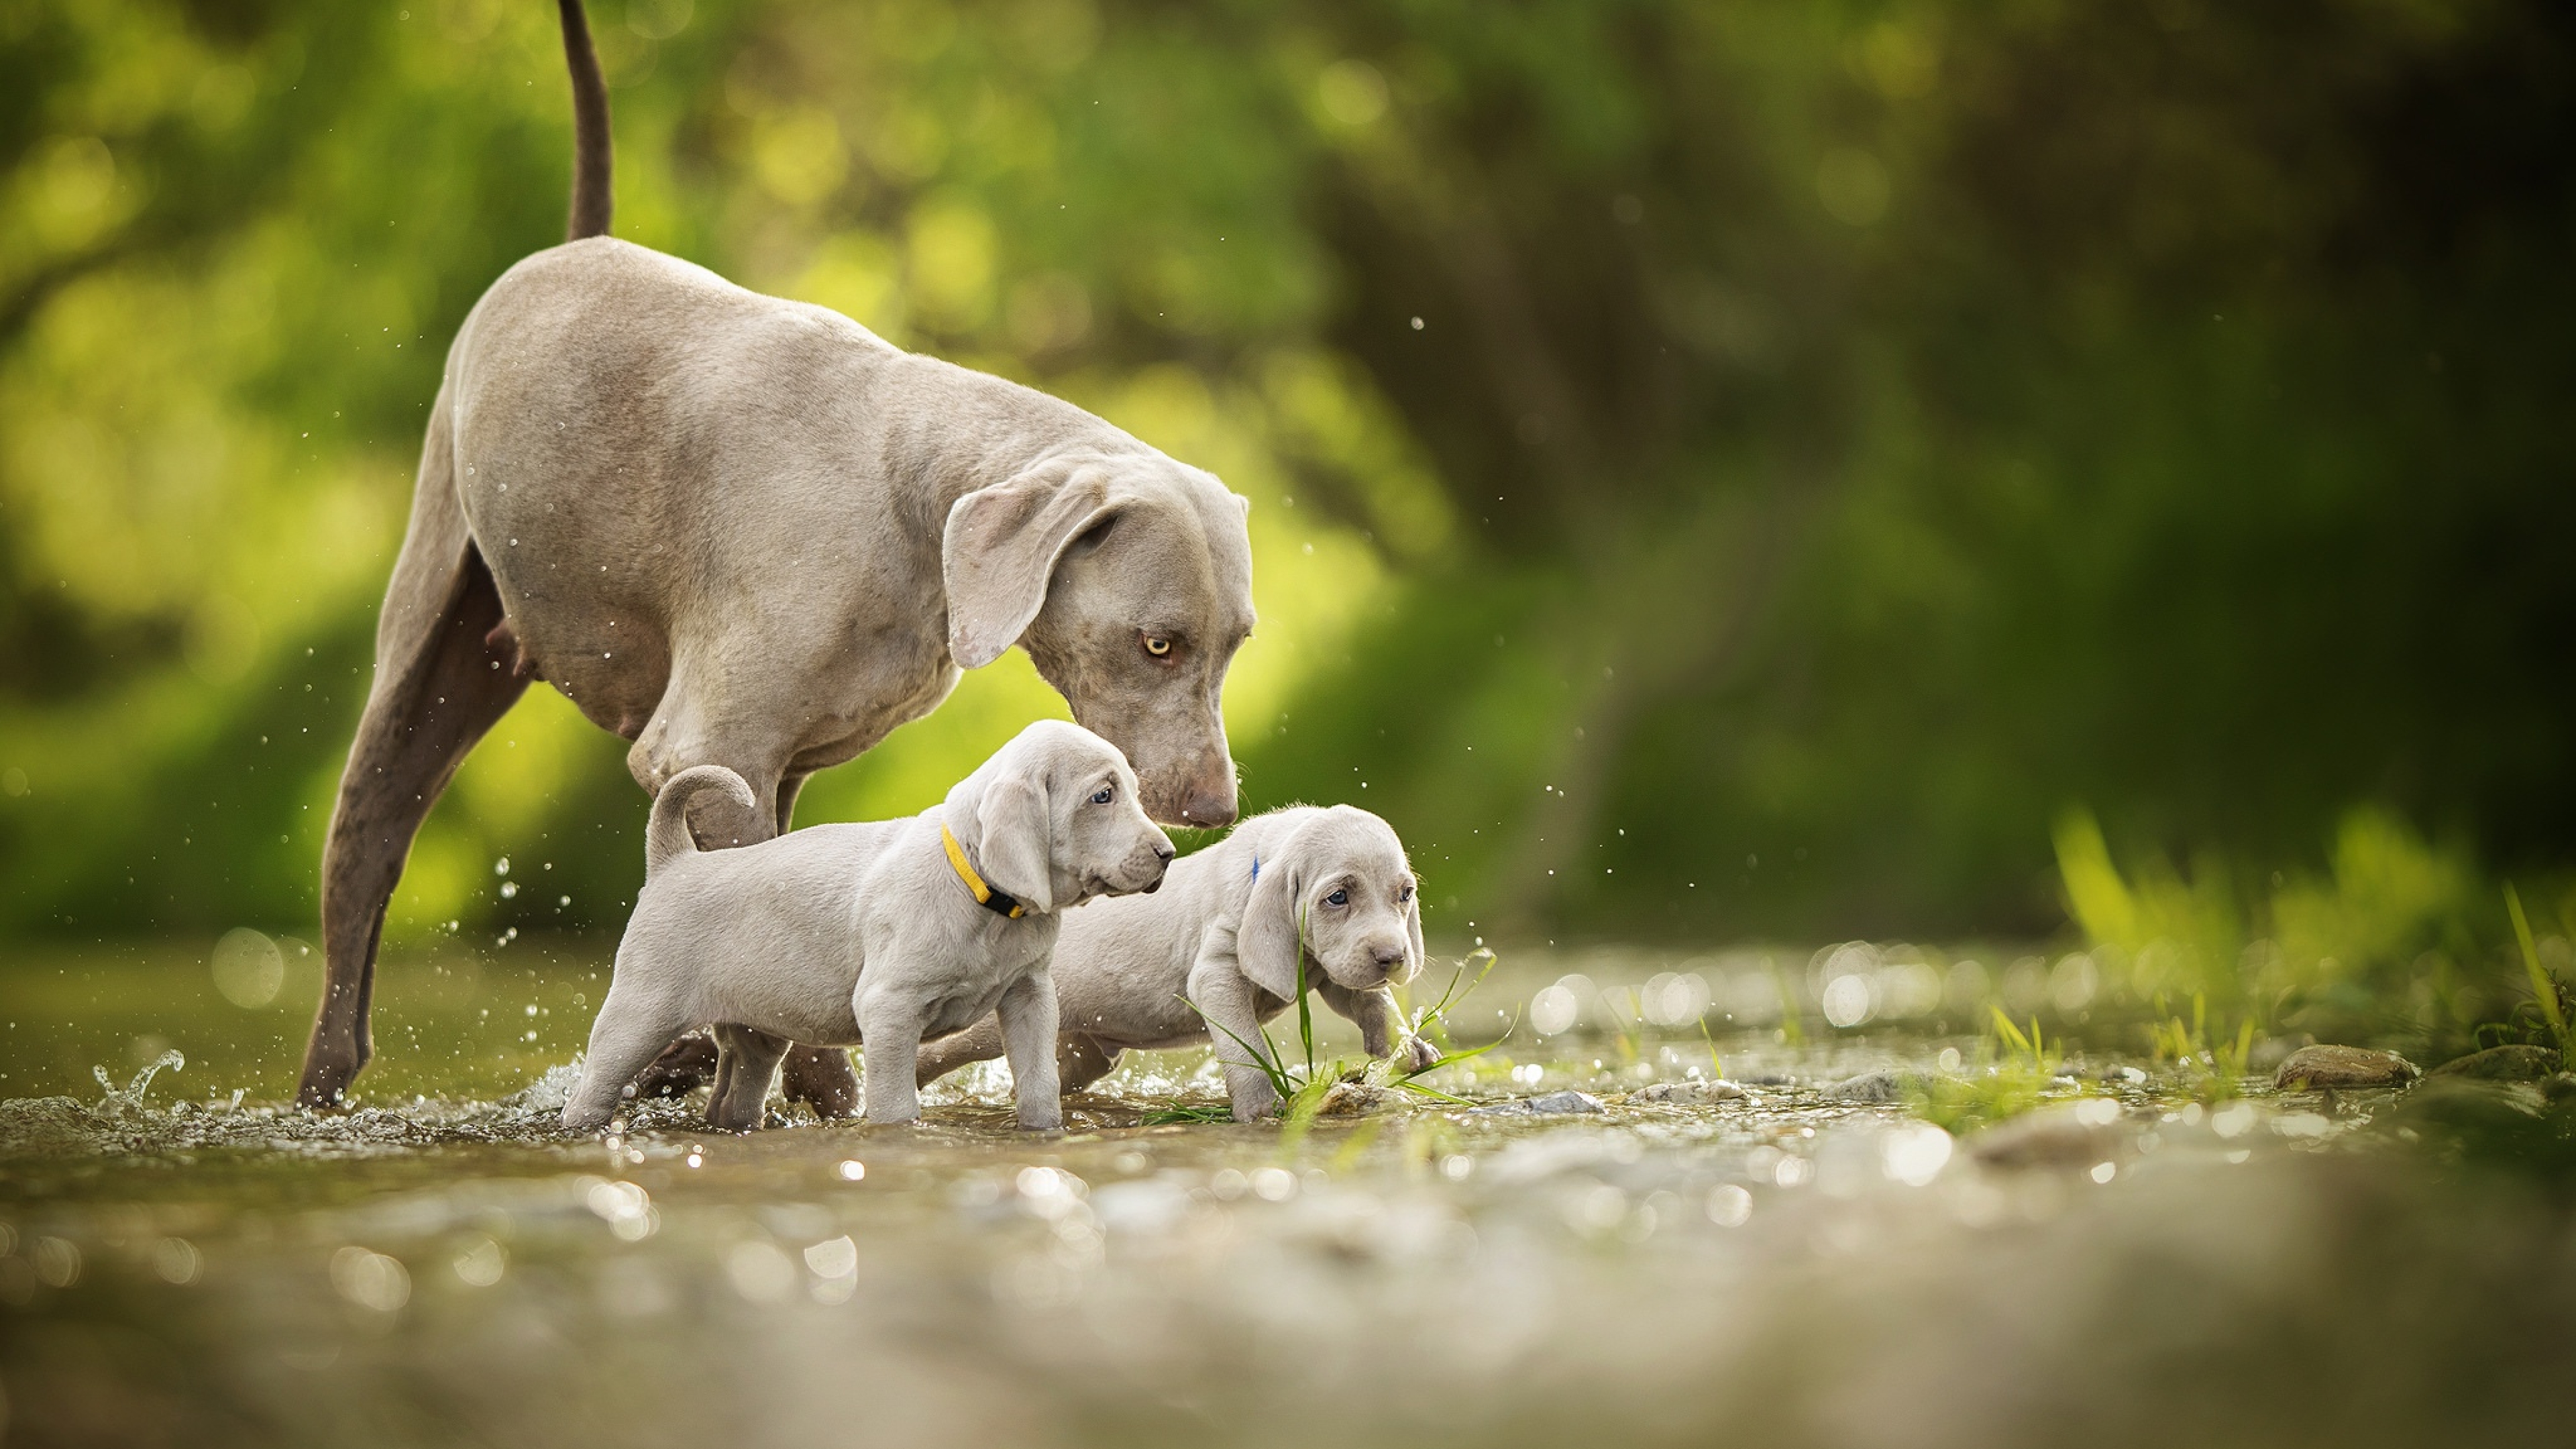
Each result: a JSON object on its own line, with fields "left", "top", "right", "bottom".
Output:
{"left": 2506, "top": 882, "right": 2569, "bottom": 1049}
{"left": 1989, "top": 1004, "right": 2033, "bottom": 1057}
{"left": 1295, "top": 904, "right": 1318, "bottom": 1077}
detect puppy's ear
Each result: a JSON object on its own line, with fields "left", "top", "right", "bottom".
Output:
{"left": 973, "top": 775, "right": 1055, "bottom": 915}
{"left": 1404, "top": 890, "right": 1426, "bottom": 983}
{"left": 943, "top": 462, "right": 1115, "bottom": 669}
{"left": 1234, "top": 835, "right": 1308, "bottom": 1000}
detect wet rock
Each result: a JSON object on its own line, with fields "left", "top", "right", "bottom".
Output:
{"left": 1967, "top": 1099, "right": 2129, "bottom": 1169}
{"left": 1822, "top": 1069, "right": 1921, "bottom": 1104}
{"left": 2543, "top": 1073, "right": 2576, "bottom": 1104}
{"left": 1470, "top": 1091, "right": 1605, "bottom": 1117}
{"left": 2428, "top": 1044, "right": 2561, "bottom": 1082}
{"left": 2274, "top": 1044, "right": 2418, "bottom": 1091}
{"left": 1317, "top": 1080, "right": 1397, "bottom": 1116}
{"left": 1629, "top": 1079, "right": 1746, "bottom": 1106}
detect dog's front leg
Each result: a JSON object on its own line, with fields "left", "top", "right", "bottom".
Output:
{"left": 857, "top": 996, "right": 927, "bottom": 1126}
{"left": 1187, "top": 955, "right": 1281, "bottom": 1122}
{"left": 1320, "top": 981, "right": 1438, "bottom": 1073}
{"left": 996, "top": 970, "right": 1063, "bottom": 1132}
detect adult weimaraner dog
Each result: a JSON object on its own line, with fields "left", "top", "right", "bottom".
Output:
{"left": 297, "top": 0, "right": 1252, "bottom": 1110}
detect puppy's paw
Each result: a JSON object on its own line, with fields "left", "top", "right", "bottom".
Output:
{"left": 1017, "top": 1110, "right": 1065, "bottom": 1133}
{"left": 1397, "top": 1034, "right": 1442, "bottom": 1074}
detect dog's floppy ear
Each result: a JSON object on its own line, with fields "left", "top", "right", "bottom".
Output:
{"left": 1234, "top": 830, "right": 1309, "bottom": 1000}
{"left": 1404, "top": 888, "right": 1426, "bottom": 983}
{"left": 973, "top": 774, "right": 1055, "bottom": 915}
{"left": 943, "top": 462, "right": 1115, "bottom": 669}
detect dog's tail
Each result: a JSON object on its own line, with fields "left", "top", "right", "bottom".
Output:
{"left": 647, "top": 765, "right": 757, "bottom": 876}
{"left": 557, "top": 0, "right": 613, "bottom": 240}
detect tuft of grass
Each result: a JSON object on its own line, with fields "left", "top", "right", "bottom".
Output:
{"left": 1905, "top": 1006, "right": 2064, "bottom": 1135}
{"left": 1141, "top": 1104, "right": 1236, "bottom": 1126}
{"left": 2146, "top": 991, "right": 2256, "bottom": 1101}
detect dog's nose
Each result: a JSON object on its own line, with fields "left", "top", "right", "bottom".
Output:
{"left": 1176, "top": 789, "right": 1237, "bottom": 828}
{"left": 1153, "top": 843, "right": 1177, "bottom": 863}
{"left": 1371, "top": 943, "right": 1409, "bottom": 969}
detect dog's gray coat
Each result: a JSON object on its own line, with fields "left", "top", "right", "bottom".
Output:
{"left": 562, "top": 720, "right": 1173, "bottom": 1133}
{"left": 299, "top": 1, "right": 1254, "bottom": 1108}
{"left": 915, "top": 805, "right": 1434, "bottom": 1120}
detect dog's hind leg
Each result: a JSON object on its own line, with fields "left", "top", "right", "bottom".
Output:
{"left": 300, "top": 383, "right": 527, "bottom": 1108}
{"left": 708, "top": 1023, "right": 791, "bottom": 1131}
{"left": 564, "top": 983, "right": 690, "bottom": 1133}
{"left": 1057, "top": 1033, "right": 1122, "bottom": 1094}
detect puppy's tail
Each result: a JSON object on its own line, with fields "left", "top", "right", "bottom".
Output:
{"left": 556, "top": 0, "right": 614, "bottom": 240}
{"left": 647, "top": 765, "right": 757, "bottom": 877}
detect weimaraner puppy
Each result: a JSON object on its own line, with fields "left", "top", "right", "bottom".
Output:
{"left": 914, "top": 804, "right": 1436, "bottom": 1120}
{"left": 301, "top": 1, "right": 1252, "bottom": 1110}
{"left": 562, "top": 720, "right": 1173, "bottom": 1133}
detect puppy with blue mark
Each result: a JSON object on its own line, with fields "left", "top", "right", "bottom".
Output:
{"left": 915, "top": 804, "right": 1434, "bottom": 1120}
{"left": 562, "top": 720, "right": 1173, "bottom": 1134}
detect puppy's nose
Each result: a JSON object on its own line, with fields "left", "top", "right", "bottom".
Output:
{"left": 1371, "top": 943, "right": 1409, "bottom": 970}
{"left": 1153, "top": 843, "right": 1177, "bottom": 863}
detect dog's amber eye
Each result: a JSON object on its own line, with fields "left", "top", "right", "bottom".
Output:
{"left": 1142, "top": 635, "right": 1173, "bottom": 658}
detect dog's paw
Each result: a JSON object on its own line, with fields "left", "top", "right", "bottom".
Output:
{"left": 1397, "top": 1034, "right": 1442, "bottom": 1074}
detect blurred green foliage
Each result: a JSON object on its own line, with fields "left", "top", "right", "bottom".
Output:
{"left": 2059, "top": 804, "right": 2576, "bottom": 1060}
{"left": 1, "top": 0, "right": 2571, "bottom": 956}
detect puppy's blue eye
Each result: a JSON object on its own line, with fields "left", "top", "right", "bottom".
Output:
{"left": 1325, "top": 888, "right": 1349, "bottom": 907}
{"left": 1090, "top": 787, "right": 1114, "bottom": 805}
{"left": 1399, "top": 885, "right": 1414, "bottom": 902}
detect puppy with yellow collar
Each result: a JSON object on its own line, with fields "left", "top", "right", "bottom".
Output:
{"left": 562, "top": 720, "right": 1173, "bottom": 1132}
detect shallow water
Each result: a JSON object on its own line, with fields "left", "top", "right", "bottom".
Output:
{"left": 3, "top": 940, "right": 2573, "bottom": 1448}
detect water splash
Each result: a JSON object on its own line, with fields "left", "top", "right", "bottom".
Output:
{"left": 93, "top": 1049, "right": 184, "bottom": 1114}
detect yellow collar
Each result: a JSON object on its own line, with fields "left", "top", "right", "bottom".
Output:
{"left": 941, "top": 823, "right": 1027, "bottom": 919}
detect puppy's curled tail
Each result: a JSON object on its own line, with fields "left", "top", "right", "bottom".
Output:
{"left": 647, "top": 765, "right": 757, "bottom": 877}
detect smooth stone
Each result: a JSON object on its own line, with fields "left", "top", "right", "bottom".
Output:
{"left": 2428, "top": 1044, "right": 2562, "bottom": 1081}
{"left": 2273, "top": 1044, "right": 2419, "bottom": 1091}
{"left": 1630, "top": 1079, "right": 1747, "bottom": 1106}
{"left": 1470, "top": 1090, "right": 1606, "bottom": 1117}
{"left": 1822, "top": 1069, "right": 1921, "bottom": 1104}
